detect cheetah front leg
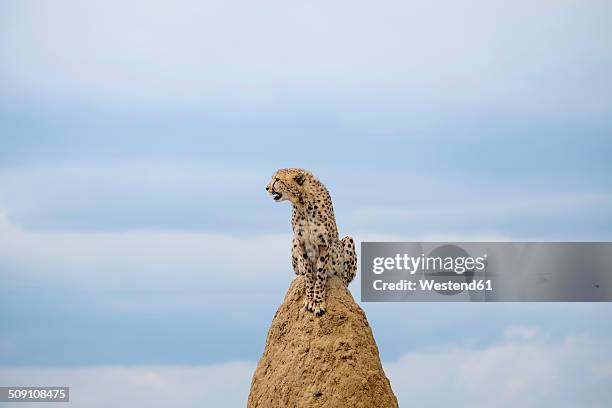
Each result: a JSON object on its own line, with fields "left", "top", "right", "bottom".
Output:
{"left": 302, "top": 257, "right": 315, "bottom": 311}
{"left": 291, "top": 237, "right": 304, "bottom": 276}
{"left": 305, "top": 246, "right": 328, "bottom": 316}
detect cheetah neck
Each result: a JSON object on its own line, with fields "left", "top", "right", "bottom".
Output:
{"left": 292, "top": 194, "right": 315, "bottom": 216}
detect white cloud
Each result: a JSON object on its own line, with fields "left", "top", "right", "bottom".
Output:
{"left": 0, "top": 160, "right": 436, "bottom": 291}
{"left": 2, "top": 159, "right": 606, "bottom": 296}
{"left": 0, "top": 209, "right": 291, "bottom": 291}
{"left": 1, "top": 0, "right": 611, "bottom": 117}
{"left": 0, "top": 159, "right": 267, "bottom": 218}
{"left": 503, "top": 325, "right": 539, "bottom": 340}
{"left": 347, "top": 191, "right": 612, "bottom": 224}
{"left": 384, "top": 329, "right": 612, "bottom": 408}
{"left": 0, "top": 362, "right": 255, "bottom": 408}
{"left": 4, "top": 159, "right": 610, "bottom": 241}
{"left": 0, "top": 202, "right": 512, "bottom": 294}
{"left": 1, "top": 329, "right": 610, "bottom": 408}
{"left": 344, "top": 191, "right": 612, "bottom": 239}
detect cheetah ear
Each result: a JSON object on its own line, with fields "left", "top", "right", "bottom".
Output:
{"left": 294, "top": 173, "right": 306, "bottom": 186}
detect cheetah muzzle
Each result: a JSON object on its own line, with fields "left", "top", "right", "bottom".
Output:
{"left": 266, "top": 168, "right": 357, "bottom": 316}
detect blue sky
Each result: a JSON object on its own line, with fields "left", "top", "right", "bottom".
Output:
{"left": 1, "top": 1, "right": 612, "bottom": 407}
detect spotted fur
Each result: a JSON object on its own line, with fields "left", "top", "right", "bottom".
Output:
{"left": 266, "top": 168, "right": 357, "bottom": 316}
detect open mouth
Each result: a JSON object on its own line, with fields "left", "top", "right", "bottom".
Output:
{"left": 272, "top": 191, "right": 283, "bottom": 201}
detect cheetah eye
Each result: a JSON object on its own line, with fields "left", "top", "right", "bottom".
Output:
{"left": 294, "top": 173, "right": 305, "bottom": 186}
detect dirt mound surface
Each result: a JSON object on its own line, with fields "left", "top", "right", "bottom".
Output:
{"left": 248, "top": 275, "right": 398, "bottom": 407}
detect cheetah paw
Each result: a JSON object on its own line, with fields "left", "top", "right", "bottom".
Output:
{"left": 304, "top": 298, "right": 326, "bottom": 316}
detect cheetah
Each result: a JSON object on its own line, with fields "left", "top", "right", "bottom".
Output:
{"left": 266, "top": 168, "right": 357, "bottom": 316}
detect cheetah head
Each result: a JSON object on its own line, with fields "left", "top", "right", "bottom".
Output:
{"left": 266, "top": 168, "right": 308, "bottom": 205}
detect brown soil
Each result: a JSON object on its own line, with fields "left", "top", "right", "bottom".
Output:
{"left": 248, "top": 275, "right": 398, "bottom": 408}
